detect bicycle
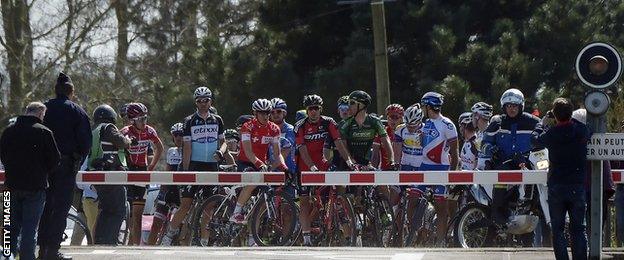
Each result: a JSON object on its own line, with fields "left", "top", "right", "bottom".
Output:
{"left": 305, "top": 185, "right": 357, "bottom": 246}
{"left": 64, "top": 200, "right": 130, "bottom": 245}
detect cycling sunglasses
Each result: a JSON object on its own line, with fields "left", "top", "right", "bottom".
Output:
{"left": 196, "top": 98, "right": 210, "bottom": 104}
{"left": 131, "top": 116, "right": 148, "bottom": 123}
{"left": 307, "top": 106, "right": 321, "bottom": 111}
{"left": 388, "top": 114, "right": 401, "bottom": 120}
{"left": 338, "top": 105, "right": 349, "bottom": 112}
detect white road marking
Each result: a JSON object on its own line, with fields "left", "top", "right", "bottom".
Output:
{"left": 92, "top": 250, "right": 116, "bottom": 254}
{"left": 392, "top": 253, "right": 425, "bottom": 260}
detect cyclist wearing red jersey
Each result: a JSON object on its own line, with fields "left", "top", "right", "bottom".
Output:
{"left": 372, "top": 104, "right": 404, "bottom": 170}
{"left": 119, "top": 102, "right": 164, "bottom": 245}
{"left": 230, "top": 99, "right": 288, "bottom": 224}
{"left": 295, "top": 95, "right": 351, "bottom": 246}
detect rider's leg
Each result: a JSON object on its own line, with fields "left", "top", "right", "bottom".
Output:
{"left": 148, "top": 203, "right": 168, "bottom": 245}
{"left": 434, "top": 197, "right": 449, "bottom": 244}
{"left": 233, "top": 185, "right": 256, "bottom": 215}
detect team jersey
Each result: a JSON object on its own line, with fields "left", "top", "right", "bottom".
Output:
{"left": 339, "top": 114, "right": 387, "bottom": 165}
{"left": 460, "top": 135, "right": 478, "bottom": 170}
{"left": 182, "top": 112, "right": 225, "bottom": 163}
{"left": 295, "top": 116, "right": 341, "bottom": 171}
{"left": 166, "top": 147, "right": 182, "bottom": 169}
{"left": 421, "top": 115, "right": 458, "bottom": 166}
{"left": 394, "top": 123, "right": 424, "bottom": 168}
{"left": 238, "top": 118, "right": 281, "bottom": 164}
{"left": 373, "top": 126, "right": 395, "bottom": 170}
{"left": 268, "top": 122, "right": 296, "bottom": 170}
{"left": 120, "top": 125, "right": 160, "bottom": 167}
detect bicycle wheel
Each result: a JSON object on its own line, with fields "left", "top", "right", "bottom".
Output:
{"left": 325, "top": 194, "right": 357, "bottom": 247}
{"left": 375, "top": 199, "right": 395, "bottom": 247}
{"left": 404, "top": 197, "right": 428, "bottom": 247}
{"left": 64, "top": 214, "right": 92, "bottom": 245}
{"left": 192, "top": 194, "right": 228, "bottom": 246}
{"left": 249, "top": 194, "right": 299, "bottom": 246}
{"left": 454, "top": 203, "right": 491, "bottom": 248}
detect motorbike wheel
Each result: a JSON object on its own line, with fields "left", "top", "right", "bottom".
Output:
{"left": 454, "top": 203, "right": 493, "bottom": 248}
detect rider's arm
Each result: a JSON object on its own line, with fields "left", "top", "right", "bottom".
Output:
{"left": 217, "top": 117, "right": 228, "bottom": 156}
{"left": 270, "top": 137, "right": 287, "bottom": 170}
{"left": 370, "top": 139, "right": 381, "bottom": 168}
{"left": 392, "top": 141, "right": 402, "bottom": 164}
{"left": 448, "top": 139, "right": 459, "bottom": 170}
{"left": 380, "top": 135, "right": 394, "bottom": 166}
{"left": 298, "top": 144, "right": 316, "bottom": 169}
{"left": 476, "top": 116, "right": 500, "bottom": 170}
{"left": 332, "top": 120, "right": 354, "bottom": 166}
{"left": 182, "top": 119, "right": 192, "bottom": 171}
{"left": 148, "top": 133, "right": 164, "bottom": 171}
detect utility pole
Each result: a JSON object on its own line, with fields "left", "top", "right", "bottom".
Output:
{"left": 338, "top": 0, "right": 393, "bottom": 115}
{"left": 370, "top": 0, "right": 391, "bottom": 115}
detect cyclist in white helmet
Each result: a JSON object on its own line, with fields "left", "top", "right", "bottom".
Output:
{"left": 458, "top": 112, "right": 478, "bottom": 170}
{"left": 471, "top": 101, "right": 493, "bottom": 170}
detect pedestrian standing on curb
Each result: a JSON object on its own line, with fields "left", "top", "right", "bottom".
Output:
{"left": 38, "top": 72, "right": 91, "bottom": 260}
{"left": 532, "top": 98, "right": 589, "bottom": 260}
{"left": 0, "top": 102, "right": 60, "bottom": 260}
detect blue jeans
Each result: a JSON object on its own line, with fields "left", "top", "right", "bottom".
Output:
{"left": 548, "top": 184, "right": 587, "bottom": 260}
{"left": 616, "top": 184, "right": 624, "bottom": 246}
{"left": 8, "top": 190, "right": 46, "bottom": 260}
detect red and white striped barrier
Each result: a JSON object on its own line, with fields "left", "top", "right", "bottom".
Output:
{"left": 0, "top": 171, "right": 285, "bottom": 185}
{"left": 301, "top": 170, "right": 624, "bottom": 186}
{"left": 0, "top": 170, "right": 620, "bottom": 185}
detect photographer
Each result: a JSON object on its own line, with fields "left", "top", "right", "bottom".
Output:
{"left": 88, "top": 105, "right": 131, "bottom": 245}
{"left": 532, "top": 98, "right": 589, "bottom": 260}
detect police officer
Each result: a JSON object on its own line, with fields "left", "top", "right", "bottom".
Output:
{"left": 89, "top": 105, "right": 131, "bottom": 245}
{"left": 38, "top": 73, "right": 91, "bottom": 260}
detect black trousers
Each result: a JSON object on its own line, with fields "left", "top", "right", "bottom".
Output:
{"left": 94, "top": 185, "right": 127, "bottom": 245}
{"left": 38, "top": 156, "right": 80, "bottom": 253}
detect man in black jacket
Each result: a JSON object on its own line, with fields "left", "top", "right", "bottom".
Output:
{"left": 0, "top": 102, "right": 60, "bottom": 260}
{"left": 533, "top": 98, "right": 589, "bottom": 260}
{"left": 38, "top": 73, "right": 91, "bottom": 260}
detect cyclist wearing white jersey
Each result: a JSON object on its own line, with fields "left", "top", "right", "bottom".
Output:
{"left": 471, "top": 102, "right": 493, "bottom": 170}
{"left": 458, "top": 112, "right": 478, "bottom": 170}
{"left": 393, "top": 104, "right": 424, "bottom": 171}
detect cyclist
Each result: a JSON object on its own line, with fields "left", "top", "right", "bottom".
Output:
{"left": 269, "top": 98, "right": 296, "bottom": 171}
{"left": 372, "top": 104, "right": 404, "bottom": 170}
{"left": 393, "top": 104, "right": 424, "bottom": 172}
{"left": 295, "top": 94, "right": 351, "bottom": 246}
{"left": 471, "top": 102, "right": 494, "bottom": 170}
{"left": 161, "top": 86, "right": 227, "bottom": 245}
{"left": 230, "top": 98, "right": 288, "bottom": 224}
{"left": 419, "top": 91, "right": 459, "bottom": 245}
{"left": 339, "top": 90, "right": 394, "bottom": 170}
{"left": 120, "top": 102, "right": 164, "bottom": 245}
{"left": 458, "top": 112, "right": 478, "bottom": 170}
{"left": 224, "top": 128, "right": 240, "bottom": 158}
{"left": 147, "top": 123, "right": 183, "bottom": 245}
{"left": 323, "top": 95, "right": 351, "bottom": 165}
{"left": 479, "top": 88, "right": 539, "bottom": 237}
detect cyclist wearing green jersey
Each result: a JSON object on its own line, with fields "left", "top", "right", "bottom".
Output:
{"left": 339, "top": 90, "right": 395, "bottom": 170}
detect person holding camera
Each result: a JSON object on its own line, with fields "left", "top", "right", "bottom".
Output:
{"left": 88, "top": 104, "right": 131, "bottom": 245}
{"left": 532, "top": 98, "right": 589, "bottom": 260}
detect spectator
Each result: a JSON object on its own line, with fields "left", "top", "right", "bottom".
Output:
{"left": 0, "top": 102, "right": 60, "bottom": 260}
{"left": 38, "top": 72, "right": 92, "bottom": 260}
{"left": 533, "top": 98, "right": 589, "bottom": 260}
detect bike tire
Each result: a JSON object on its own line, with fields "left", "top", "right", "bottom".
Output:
{"left": 453, "top": 203, "right": 492, "bottom": 248}
{"left": 404, "top": 197, "right": 428, "bottom": 247}
{"left": 66, "top": 213, "right": 92, "bottom": 245}
{"left": 249, "top": 194, "right": 299, "bottom": 246}
{"left": 325, "top": 194, "right": 357, "bottom": 247}
{"left": 191, "top": 194, "right": 228, "bottom": 246}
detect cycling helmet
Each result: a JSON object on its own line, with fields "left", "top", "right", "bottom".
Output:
{"left": 93, "top": 104, "right": 118, "bottom": 123}
{"left": 303, "top": 94, "right": 323, "bottom": 107}
{"left": 500, "top": 88, "right": 525, "bottom": 109}
{"left": 126, "top": 102, "right": 148, "bottom": 119}
{"left": 194, "top": 86, "right": 212, "bottom": 100}
{"left": 421, "top": 92, "right": 444, "bottom": 107}
{"left": 348, "top": 90, "right": 372, "bottom": 107}
{"left": 471, "top": 102, "right": 494, "bottom": 120}
{"left": 271, "top": 98, "right": 288, "bottom": 111}
{"left": 252, "top": 98, "right": 273, "bottom": 112}
{"left": 236, "top": 115, "right": 253, "bottom": 128}
{"left": 337, "top": 95, "right": 350, "bottom": 107}
{"left": 386, "top": 104, "right": 404, "bottom": 115}
{"left": 224, "top": 129, "right": 240, "bottom": 141}
{"left": 295, "top": 110, "right": 307, "bottom": 122}
{"left": 403, "top": 104, "right": 424, "bottom": 125}
{"left": 170, "top": 122, "right": 184, "bottom": 134}
{"left": 458, "top": 112, "right": 473, "bottom": 125}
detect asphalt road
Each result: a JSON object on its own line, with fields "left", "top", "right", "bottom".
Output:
{"left": 60, "top": 247, "right": 624, "bottom": 260}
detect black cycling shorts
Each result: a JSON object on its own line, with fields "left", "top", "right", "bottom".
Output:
{"left": 127, "top": 165, "right": 148, "bottom": 203}
{"left": 179, "top": 161, "right": 217, "bottom": 198}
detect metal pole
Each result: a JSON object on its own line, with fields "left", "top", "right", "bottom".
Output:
{"left": 587, "top": 113, "right": 606, "bottom": 260}
{"left": 370, "top": 0, "right": 391, "bottom": 115}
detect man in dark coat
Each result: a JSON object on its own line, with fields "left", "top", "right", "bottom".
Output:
{"left": 0, "top": 102, "right": 60, "bottom": 260}
{"left": 38, "top": 73, "right": 91, "bottom": 260}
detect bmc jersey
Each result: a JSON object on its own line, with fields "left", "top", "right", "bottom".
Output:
{"left": 182, "top": 112, "right": 225, "bottom": 163}
{"left": 238, "top": 118, "right": 281, "bottom": 164}
{"left": 393, "top": 123, "right": 423, "bottom": 168}
{"left": 120, "top": 125, "right": 160, "bottom": 167}
{"left": 295, "top": 116, "right": 341, "bottom": 171}
{"left": 460, "top": 135, "right": 478, "bottom": 170}
{"left": 166, "top": 147, "right": 182, "bottom": 169}
{"left": 373, "top": 126, "right": 394, "bottom": 170}
{"left": 421, "top": 115, "right": 458, "bottom": 166}
{"left": 339, "top": 115, "right": 387, "bottom": 165}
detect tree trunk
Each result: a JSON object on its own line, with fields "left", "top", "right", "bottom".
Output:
{"left": 1, "top": 0, "right": 34, "bottom": 115}
{"left": 114, "top": 0, "right": 129, "bottom": 90}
